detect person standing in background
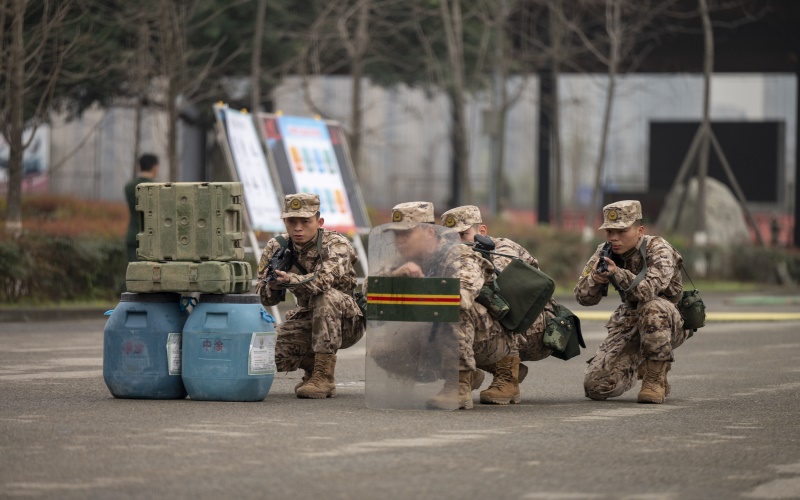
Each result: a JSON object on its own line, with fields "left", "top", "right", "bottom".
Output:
{"left": 125, "top": 154, "right": 159, "bottom": 262}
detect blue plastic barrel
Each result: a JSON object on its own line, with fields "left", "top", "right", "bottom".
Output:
{"left": 103, "top": 292, "right": 188, "bottom": 399}
{"left": 182, "top": 294, "right": 276, "bottom": 401}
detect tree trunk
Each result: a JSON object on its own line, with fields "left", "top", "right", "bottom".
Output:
{"left": 441, "top": 0, "right": 470, "bottom": 206}
{"left": 548, "top": 0, "right": 565, "bottom": 227}
{"left": 489, "top": 0, "right": 509, "bottom": 217}
{"left": 132, "top": 21, "right": 149, "bottom": 178}
{"left": 251, "top": 0, "right": 267, "bottom": 115}
{"left": 5, "top": 0, "right": 26, "bottom": 236}
{"left": 697, "top": 0, "right": 713, "bottom": 237}
{"left": 349, "top": 0, "right": 371, "bottom": 177}
{"left": 586, "top": 0, "right": 620, "bottom": 233}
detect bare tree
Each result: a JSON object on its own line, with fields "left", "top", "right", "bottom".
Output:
{"left": 151, "top": 0, "right": 248, "bottom": 182}
{"left": 337, "top": 0, "right": 372, "bottom": 176}
{"left": 0, "top": 0, "right": 81, "bottom": 235}
{"left": 480, "top": 0, "right": 533, "bottom": 217}
{"left": 250, "top": 0, "right": 268, "bottom": 116}
{"left": 553, "top": 0, "right": 680, "bottom": 234}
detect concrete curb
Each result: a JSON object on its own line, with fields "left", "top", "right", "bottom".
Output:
{"left": 576, "top": 311, "right": 800, "bottom": 321}
{"left": 0, "top": 308, "right": 111, "bottom": 323}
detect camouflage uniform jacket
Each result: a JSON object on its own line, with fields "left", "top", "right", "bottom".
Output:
{"left": 489, "top": 237, "right": 539, "bottom": 272}
{"left": 574, "top": 236, "right": 683, "bottom": 308}
{"left": 257, "top": 230, "right": 359, "bottom": 307}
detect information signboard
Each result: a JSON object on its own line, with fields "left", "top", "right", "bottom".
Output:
{"left": 218, "top": 107, "right": 284, "bottom": 232}
{"left": 259, "top": 113, "right": 370, "bottom": 232}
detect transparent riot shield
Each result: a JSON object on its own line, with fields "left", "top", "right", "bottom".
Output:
{"left": 365, "top": 223, "right": 462, "bottom": 410}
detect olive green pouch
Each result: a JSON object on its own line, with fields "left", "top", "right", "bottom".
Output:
{"left": 678, "top": 266, "right": 706, "bottom": 335}
{"left": 543, "top": 305, "right": 585, "bottom": 361}
{"left": 476, "top": 283, "right": 510, "bottom": 320}
{"left": 679, "top": 289, "right": 706, "bottom": 333}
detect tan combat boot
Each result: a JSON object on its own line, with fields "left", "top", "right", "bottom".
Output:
{"left": 426, "top": 370, "right": 476, "bottom": 410}
{"left": 296, "top": 353, "right": 337, "bottom": 399}
{"left": 294, "top": 355, "right": 315, "bottom": 391}
{"left": 637, "top": 359, "right": 671, "bottom": 404}
{"left": 479, "top": 355, "right": 521, "bottom": 405}
{"left": 637, "top": 360, "right": 670, "bottom": 397}
{"left": 478, "top": 361, "right": 528, "bottom": 385}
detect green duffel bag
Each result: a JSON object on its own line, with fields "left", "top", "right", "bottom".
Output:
{"left": 542, "top": 304, "right": 586, "bottom": 361}
{"left": 494, "top": 259, "right": 555, "bottom": 333}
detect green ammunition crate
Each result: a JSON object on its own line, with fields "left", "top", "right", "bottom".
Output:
{"left": 136, "top": 182, "right": 245, "bottom": 262}
{"left": 126, "top": 261, "right": 253, "bottom": 294}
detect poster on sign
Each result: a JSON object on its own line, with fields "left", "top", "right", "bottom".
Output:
{"left": 219, "top": 107, "right": 284, "bottom": 232}
{"left": 260, "top": 114, "right": 369, "bottom": 233}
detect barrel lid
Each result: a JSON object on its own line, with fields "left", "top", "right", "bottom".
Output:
{"left": 120, "top": 292, "right": 182, "bottom": 303}
{"left": 199, "top": 293, "right": 261, "bottom": 304}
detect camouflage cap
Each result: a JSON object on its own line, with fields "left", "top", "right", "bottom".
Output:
{"left": 598, "top": 200, "right": 642, "bottom": 230}
{"left": 441, "top": 205, "right": 482, "bottom": 233}
{"left": 387, "top": 201, "right": 435, "bottom": 230}
{"left": 281, "top": 193, "right": 320, "bottom": 219}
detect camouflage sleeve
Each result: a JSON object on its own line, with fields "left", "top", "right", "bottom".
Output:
{"left": 285, "top": 236, "right": 357, "bottom": 296}
{"left": 573, "top": 243, "right": 606, "bottom": 306}
{"left": 256, "top": 237, "right": 285, "bottom": 306}
{"left": 456, "top": 247, "right": 493, "bottom": 310}
{"left": 492, "top": 238, "right": 539, "bottom": 271}
{"left": 613, "top": 237, "right": 679, "bottom": 303}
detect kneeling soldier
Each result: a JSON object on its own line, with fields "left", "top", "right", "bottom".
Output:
{"left": 367, "top": 202, "right": 515, "bottom": 409}
{"left": 575, "top": 200, "right": 691, "bottom": 403}
{"left": 441, "top": 205, "right": 559, "bottom": 404}
{"left": 257, "top": 193, "right": 365, "bottom": 399}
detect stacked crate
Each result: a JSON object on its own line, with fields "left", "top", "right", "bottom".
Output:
{"left": 125, "top": 182, "right": 253, "bottom": 294}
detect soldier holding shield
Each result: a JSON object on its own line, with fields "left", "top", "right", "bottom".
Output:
{"left": 365, "top": 202, "right": 515, "bottom": 410}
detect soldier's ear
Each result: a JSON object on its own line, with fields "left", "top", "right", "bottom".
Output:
{"left": 317, "top": 217, "right": 325, "bottom": 227}
{"left": 479, "top": 224, "right": 488, "bottom": 236}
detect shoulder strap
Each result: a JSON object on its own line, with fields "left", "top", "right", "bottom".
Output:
{"left": 681, "top": 264, "right": 697, "bottom": 290}
{"left": 275, "top": 235, "right": 288, "bottom": 249}
{"left": 626, "top": 237, "right": 649, "bottom": 291}
{"left": 282, "top": 228, "right": 325, "bottom": 287}
{"left": 609, "top": 237, "right": 649, "bottom": 301}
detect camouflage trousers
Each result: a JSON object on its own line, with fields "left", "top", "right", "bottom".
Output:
{"left": 275, "top": 288, "right": 365, "bottom": 373}
{"left": 515, "top": 298, "right": 559, "bottom": 363}
{"left": 460, "top": 301, "right": 517, "bottom": 370}
{"left": 584, "top": 296, "right": 691, "bottom": 400}
{"left": 368, "top": 301, "right": 515, "bottom": 376}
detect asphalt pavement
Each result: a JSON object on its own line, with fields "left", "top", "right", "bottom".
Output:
{"left": 1, "top": 292, "right": 799, "bottom": 499}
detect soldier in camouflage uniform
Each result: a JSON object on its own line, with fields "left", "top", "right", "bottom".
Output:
{"left": 367, "top": 202, "right": 515, "bottom": 410}
{"left": 441, "top": 205, "right": 559, "bottom": 405}
{"left": 256, "top": 193, "right": 365, "bottom": 399}
{"left": 574, "top": 200, "right": 691, "bottom": 404}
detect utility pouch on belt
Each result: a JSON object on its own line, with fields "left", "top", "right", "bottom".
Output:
{"left": 476, "top": 282, "right": 510, "bottom": 320}
{"left": 495, "top": 259, "right": 555, "bottom": 333}
{"left": 678, "top": 266, "right": 706, "bottom": 334}
{"left": 678, "top": 289, "right": 705, "bottom": 333}
{"left": 542, "top": 304, "right": 585, "bottom": 361}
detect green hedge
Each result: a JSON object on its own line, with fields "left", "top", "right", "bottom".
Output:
{"left": 1, "top": 228, "right": 797, "bottom": 305}
{"left": 0, "top": 235, "right": 127, "bottom": 304}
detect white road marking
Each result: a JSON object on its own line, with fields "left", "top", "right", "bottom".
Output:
{"left": 301, "top": 429, "right": 508, "bottom": 458}
{"left": 0, "top": 370, "right": 102, "bottom": 381}
{"left": 563, "top": 405, "right": 678, "bottom": 422}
